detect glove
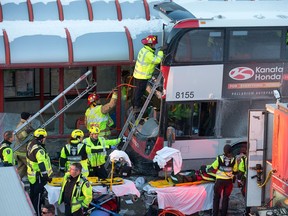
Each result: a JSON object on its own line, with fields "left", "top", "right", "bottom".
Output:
{"left": 112, "top": 91, "right": 118, "bottom": 99}
{"left": 42, "top": 174, "right": 52, "bottom": 183}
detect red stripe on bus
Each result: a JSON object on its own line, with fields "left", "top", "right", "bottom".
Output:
{"left": 174, "top": 20, "right": 199, "bottom": 28}
{"left": 57, "top": 0, "right": 64, "bottom": 21}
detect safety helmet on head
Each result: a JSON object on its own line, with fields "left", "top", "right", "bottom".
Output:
{"left": 71, "top": 129, "right": 84, "bottom": 139}
{"left": 34, "top": 128, "right": 47, "bottom": 139}
{"left": 87, "top": 93, "right": 99, "bottom": 106}
{"left": 89, "top": 126, "right": 100, "bottom": 134}
{"left": 141, "top": 35, "right": 158, "bottom": 45}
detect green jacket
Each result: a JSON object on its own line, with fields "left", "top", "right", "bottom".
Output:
{"left": 26, "top": 139, "right": 53, "bottom": 184}
{"left": 84, "top": 136, "right": 120, "bottom": 167}
{"left": 133, "top": 45, "right": 163, "bottom": 80}
{"left": 58, "top": 173, "right": 92, "bottom": 213}
{"left": 0, "top": 141, "right": 15, "bottom": 166}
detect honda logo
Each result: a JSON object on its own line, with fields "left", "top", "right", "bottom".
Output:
{"left": 229, "top": 67, "right": 254, "bottom": 80}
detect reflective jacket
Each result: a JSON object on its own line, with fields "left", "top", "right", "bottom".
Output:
{"left": 84, "top": 137, "right": 120, "bottom": 167}
{"left": 58, "top": 173, "right": 92, "bottom": 213}
{"left": 238, "top": 155, "right": 247, "bottom": 178}
{"left": 133, "top": 46, "right": 163, "bottom": 80}
{"left": 59, "top": 143, "right": 89, "bottom": 177}
{"left": 210, "top": 155, "right": 238, "bottom": 180}
{"left": 85, "top": 105, "right": 114, "bottom": 137}
{"left": 26, "top": 139, "right": 53, "bottom": 184}
{"left": 0, "top": 140, "right": 15, "bottom": 166}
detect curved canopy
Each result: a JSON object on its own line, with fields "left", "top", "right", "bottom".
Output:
{"left": 0, "top": 0, "right": 168, "bottom": 68}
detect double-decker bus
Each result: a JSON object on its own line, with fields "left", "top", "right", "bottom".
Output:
{"left": 125, "top": 0, "right": 288, "bottom": 174}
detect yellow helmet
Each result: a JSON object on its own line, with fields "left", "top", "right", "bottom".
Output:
{"left": 89, "top": 126, "right": 100, "bottom": 134}
{"left": 34, "top": 128, "right": 47, "bottom": 138}
{"left": 71, "top": 129, "right": 84, "bottom": 139}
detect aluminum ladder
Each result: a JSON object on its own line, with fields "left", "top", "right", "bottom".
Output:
{"left": 12, "top": 70, "right": 97, "bottom": 152}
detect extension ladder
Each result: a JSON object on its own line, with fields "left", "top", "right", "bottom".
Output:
{"left": 13, "top": 70, "right": 97, "bottom": 152}
{"left": 105, "top": 71, "right": 163, "bottom": 169}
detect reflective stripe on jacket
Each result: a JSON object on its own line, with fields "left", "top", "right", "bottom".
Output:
{"left": 85, "top": 105, "right": 113, "bottom": 136}
{"left": 210, "top": 155, "right": 238, "bottom": 180}
{"left": 0, "top": 142, "right": 15, "bottom": 166}
{"left": 84, "top": 137, "right": 120, "bottom": 167}
{"left": 133, "top": 46, "right": 163, "bottom": 80}
{"left": 59, "top": 143, "right": 89, "bottom": 177}
{"left": 26, "top": 140, "right": 53, "bottom": 184}
{"left": 58, "top": 173, "right": 92, "bottom": 213}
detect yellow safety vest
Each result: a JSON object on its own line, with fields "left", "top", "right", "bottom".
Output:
{"left": 210, "top": 155, "right": 238, "bottom": 180}
{"left": 26, "top": 140, "right": 53, "bottom": 184}
{"left": 84, "top": 137, "right": 120, "bottom": 167}
{"left": 85, "top": 105, "right": 114, "bottom": 137}
{"left": 58, "top": 173, "right": 92, "bottom": 213}
{"left": 133, "top": 46, "right": 163, "bottom": 80}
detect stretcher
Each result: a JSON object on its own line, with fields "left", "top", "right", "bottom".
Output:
{"left": 148, "top": 177, "right": 212, "bottom": 188}
{"left": 48, "top": 177, "right": 124, "bottom": 187}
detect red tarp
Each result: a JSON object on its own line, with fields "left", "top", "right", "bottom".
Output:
{"left": 272, "top": 109, "right": 288, "bottom": 180}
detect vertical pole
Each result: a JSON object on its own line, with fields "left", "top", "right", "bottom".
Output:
{"left": 0, "top": 69, "right": 4, "bottom": 112}
{"left": 40, "top": 69, "right": 44, "bottom": 108}
{"left": 59, "top": 68, "right": 64, "bottom": 134}
{"left": 116, "top": 66, "right": 121, "bottom": 133}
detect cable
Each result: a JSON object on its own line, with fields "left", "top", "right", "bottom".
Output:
{"left": 158, "top": 208, "right": 185, "bottom": 216}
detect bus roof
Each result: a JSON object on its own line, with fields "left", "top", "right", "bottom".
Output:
{"left": 161, "top": 1, "right": 288, "bottom": 27}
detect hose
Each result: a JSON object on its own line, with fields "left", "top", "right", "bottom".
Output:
{"left": 258, "top": 169, "right": 276, "bottom": 188}
{"left": 106, "top": 83, "right": 136, "bottom": 100}
{"left": 158, "top": 208, "right": 185, "bottom": 216}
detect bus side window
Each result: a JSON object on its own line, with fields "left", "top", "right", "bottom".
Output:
{"left": 286, "top": 30, "right": 288, "bottom": 59}
{"left": 198, "top": 102, "right": 216, "bottom": 137}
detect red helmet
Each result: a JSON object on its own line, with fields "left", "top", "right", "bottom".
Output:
{"left": 141, "top": 35, "right": 158, "bottom": 45}
{"left": 87, "top": 93, "right": 99, "bottom": 106}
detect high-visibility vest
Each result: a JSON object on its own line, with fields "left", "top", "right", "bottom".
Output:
{"left": 210, "top": 155, "right": 237, "bottom": 180}
{"left": 58, "top": 173, "right": 92, "bottom": 213}
{"left": 59, "top": 143, "right": 89, "bottom": 177}
{"left": 239, "top": 155, "right": 247, "bottom": 178}
{"left": 26, "top": 140, "right": 53, "bottom": 184}
{"left": 133, "top": 46, "right": 163, "bottom": 80}
{"left": 0, "top": 141, "right": 15, "bottom": 166}
{"left": 85, "top": 105, "right": 113, "bottom": 137}
{"left": 84, "top": 137, "right": 120, "bottom": 167}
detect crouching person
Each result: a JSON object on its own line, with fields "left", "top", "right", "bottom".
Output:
{"left": 58, "top": 163, "right": 92, "bottom": 216}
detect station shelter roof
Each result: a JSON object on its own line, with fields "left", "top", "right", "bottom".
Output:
{"left": 0, "top": 0, "right": 167, "bottom": 68}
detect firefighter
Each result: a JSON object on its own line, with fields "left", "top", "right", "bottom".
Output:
{"left": 208, "top": 144, "right": 238, "bottom": 216}
{"left": 58, "top": 163, "right": 92, "bottom": 216}
{"left": 27, "top": 128, "right": 53, "bottom": 216}
{"left": 84, "top": 126, "right": 121, "bottom": 179}
{"left": 14, "top": 112, "right": 34, "bottom": 180}
{"left": 84, "top": 90, "right": 118, "bottom": 138}
{"left": 59, "top": 129, "right": 89, "bottom": 177}
{"left": 132, "top": 35, "right": 164, "bottom": 113}
{"left": 0, "top": 130, "right": 15, "bottom": 166}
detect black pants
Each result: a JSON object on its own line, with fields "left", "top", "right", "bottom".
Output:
{"left": 89, "top": 165, "right": 108, "bottom": 179}
{"left": 212, "top": 178, "right": 233, "bottom": 216}
{"left": 132, "top": 78, "right": 148, "bottom": 108}
{"left": 30, "top": 176, "right": 47, "bottom": 216}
